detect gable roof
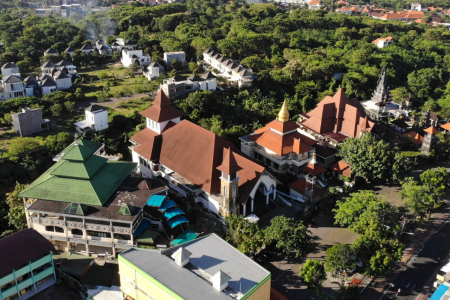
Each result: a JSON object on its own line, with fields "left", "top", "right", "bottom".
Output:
{"left": 330, "top": 160, "right": 351, "bottom": 177}
{"left": 81, "top": 44, "right": 93, "bottom": 50}
{"left": 2, "top": 62, "right": 17, "bottom": 69}
{"left": 216, "top": 147, "right": 243, "bottom": 175}
{"left": 4, "top": 75, "right": 22, "bottom": 84}
{"left": 424, "top": 126, "right": 439, "bottom": 135}
{"left": 41, "top": 61, "right": 55, "bottom": 68}
{"left": 309, "top": 0, "right": 320, "bottom": 5}
{"left": 57, "top": 59, "right": 73, "bottom": 67}
{"left": 140, "top": 90, "right": 185, "bottom": 122}
{"left": 300, "top": 161, "right": 327, "bottom": 175}
{"left": 41, "top": 77, "right": 57, "bottom": 87}
{"left": 289, "top": 178, "right": 324, "bottom": 198}
{"left": 54, "top": 70, "right": 69, "bottom": 79}
{"left": 44, "top": 48, "right": 58, "bottom": 55}
{"left": 87, "top": 104, "right": 105, "bottom": 112}
{"left": 19, "top": 140, "right": 136, "bottom": 206}
{"left": 0, "top": 229, "right": 54, "bottom": 278}
{"left": 202, "top": 72, "right": 216, "bottom": 79}
{"left": 64, "top": 46, "right": 76, "bottom": 52}
{"left": 24, "top": 76, "right": 38, "bottom": 86}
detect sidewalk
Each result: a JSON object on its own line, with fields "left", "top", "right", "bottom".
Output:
{"left": 362, "top": 201, "right": 450, "bottom": 299}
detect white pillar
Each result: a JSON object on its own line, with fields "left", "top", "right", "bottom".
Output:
{"left": 85, "top": 243, "right": 89, "bottom": 256}
{"left": 273, "top": 188, "right": 277, "bottom": 200}
{"left": 251, "top": 198, "right": 254, "bottom": 213}
{"left": 243, "top": 202, "right": 246, "bottom": 216}
{"left": 266, "top": 192, "right": 269, "bottom": 206}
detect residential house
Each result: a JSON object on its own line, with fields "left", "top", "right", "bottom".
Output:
{"left": 379, "top": 13, "right": 404, "bottom": 21}
{"left": 372, "top": 36, "right": 394, "bottom": 48}
{"left": 12, "top": 107, "right": 45, "bottom": 137}
{"left": 130, "top": 90, "right": 277, "bottom": 217}
{"left": 118, "top": 234, "right": 271, "bottom": 300}
{"left": 95, "top": 39, "right": 113, "bottom": 56}
{"left": 56, "top": 59, "right": 77, "bottom": 75}
{"left": 1, "top": 62, "right": 19, "bottom": 77}
{"left": 240, "top": 101, "right": 316, "bottom": 173}
{"left": 272, "top": 0, "right": 308, "bottom": 5}
{"left": 41, "top": 61, "right": 56, "bottom": 75}
{"left": 143, "top": 62, "right": 165, "bottom": 80}
{"left": 64, "top": 46, "right": 76, "bottom": 57}
{"left": 411, "top": 2, "right": 422, "bottom": 11}
{"left": 0, "top": 74, "right": 25, "bottom": 101}
{"left": 115, "top": 39, "right": 137, "bottom": 51}
{"left": 121, "top": 50, "right": 151, "bottom": 68}
{"left": 24, "top": 76, "right": 39, "bottom": 97}
{"left": 336, "top": 0, "right": 349, "bottom": 5}
{"left": 53, "top": 70, "right": 72, "bottom": 90}
{"left": 19, "top": 139, "right": 169, "bottom": 256}
{"left": 247, "top": 0, "right": 267, "bottom": 4}
{"left": 203, "top": 49, "right": 255, "bottom": 87}
{"left": 163, "top": 51, "right": 186, "bottom": 69}
{"left": 298, "top": 88, "right": 375, "bottom": 148}
{"left": 308, "top": 0, "right": 321, "bottom": 10}
{"left": 336, "top": 6, "right": 353, "bottom": 14}
{"left": 43, "top": 48, "right": 58, "bottom": 56}
{"left": 160, "top": 72, "right": 217, "bottom": 98}
{"left": 74, "top": 104, "right": 109, "bottom": 133}
{"left": 80, "top": 44, "right": 95, "bottom": 55}
{"left": 404, "top": 10, "right": 425, "bottom": 20}
{"left": 0, "top": 229, "right": 57, "bottom": 300}
{"left": 39, "top": 75, "right": 58, "bottom": 95}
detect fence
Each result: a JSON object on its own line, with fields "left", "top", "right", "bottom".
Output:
{"left": 55, "top": 268, "right": 88, "bottom": 297}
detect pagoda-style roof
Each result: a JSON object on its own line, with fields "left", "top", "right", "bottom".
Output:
{"left": 217, "top": 147, "right": 243, "bottom": 175}
{"left": 19, "top": 140, "right": 136, "bottom": 206}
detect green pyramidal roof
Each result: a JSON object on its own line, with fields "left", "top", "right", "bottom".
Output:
{"left": 19, "top": 139, "right": 137, "bottom": 206}
{"left": 59, "top": 139, "right": 102, "bottom": 161}
{"left": 117, "top": 204, "right": 133, "bottom": 216}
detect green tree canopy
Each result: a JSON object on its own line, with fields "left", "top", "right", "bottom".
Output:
{"left": 299, "top": 260, "right": 327, "bottom": 296}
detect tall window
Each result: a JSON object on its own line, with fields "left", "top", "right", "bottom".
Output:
{"left": 232, "top": 185, "right": 237, "bottom": 198}
{"left": 223, "top": 185, "right": 227, "bottom": 199}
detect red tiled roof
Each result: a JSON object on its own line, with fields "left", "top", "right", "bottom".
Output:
{"left": 402, "top": 132, "right": 424, "bottom": 145}
{"left": 256, "top": 119, "right": 299, "bottom": 134}
{"left": 301, "top": 88, "right": 374, "bottom": 139}
{"left": 424, "top": 126, "right": 439, "bottom": 135}
{"left": 217, "top": 147, "right": 243, "bottom": 175}
{"left": 309, "top": 0, "right": 320, "bottom": 5}
{"left": 289, "top": 178, "right": 324, "bottom": 198}
{"left": 249, "top": 130, "right": 313, "bottom": 156}
{"left": 415, "top": 19, "right": 427, "bottom": 24}
{"left": 140, "top": 90, "right": 185, "bottom": 122}
{"left": 158, "top": 121, "right": 265, "bottom": 201}
{"left": 301, "top": 162, "right": 327, "bottom": 175}
{"left": 331, "top": 160, "right": 351, "bottom": 177}
{"left": 130, "top": 127, "right": 158, "bottom": 145}
{"left": 131, "top": 128, "right": 162, "bottom": 161}
{"left": 441, "top": 123, "right": 450, "bottom": 131}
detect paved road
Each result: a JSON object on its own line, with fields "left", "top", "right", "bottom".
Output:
{"left": 376, "top": 219, "right": 450, "bottom": 300}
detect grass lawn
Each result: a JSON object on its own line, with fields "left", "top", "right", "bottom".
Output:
{"left": 401, "top": 151, "right": 422, "bottom": 157}
{"left": 0, "top": 128, "right": 16, "bottom": 152}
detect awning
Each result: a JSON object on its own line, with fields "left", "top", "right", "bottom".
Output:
{"left": 170, "top": 230, "right": 198, "bottom": 246}
{"left": 163, "top": 207, "right": 185, "bottom": 220}
{"left": 430, "top": 284, "right": 449, "bottom": 300}
{"left": 158, "top": 199, "right": 177, "bottom": 212}
{"left": 136, "top": 230, "right": 159, "bottom": 245}
{"left": 167, "top": 216, "right": 189, "bottom": 228}
{"left": 147, "top": 195, "right": 166, "bottom": 207}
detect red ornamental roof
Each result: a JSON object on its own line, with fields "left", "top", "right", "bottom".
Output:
{"left": 424, "top": 126, "right": 439, "bottom": 135}
{"left": 330, "top": 160, "right": 351, "bottom": 177}
{"left": 217, "top": 147, "right": 243, "bottom": 175}
{"left": 140, "top": 90, "right": 185, "bottom": 122}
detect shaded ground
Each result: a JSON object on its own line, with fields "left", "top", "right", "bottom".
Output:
{"left": 28, "top": 282, "right": 84, "bottom": 300}
{"left": 81, "top": 261, "right": 120, "bottom": 289}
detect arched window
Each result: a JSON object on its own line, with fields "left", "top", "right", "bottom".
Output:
{"left": 232, "top": 185, "right": 237, "bottom": 198}
{"left": 223, "top": 185, "right": 227, "bottom": 199}
{"left": 71, "top": 229, "right": 83, "bottom": 235}
{"left": 54, "top": 226, "right": 64, "bottom": 233}
{"left": 45, "top": 226, "right": 54, "bottom": 232}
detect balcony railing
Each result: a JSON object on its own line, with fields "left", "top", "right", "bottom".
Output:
{"left": 31, "top": 217, "right": 131, "bottom": 235}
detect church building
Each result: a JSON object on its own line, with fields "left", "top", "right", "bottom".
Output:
{"left": 130, "top": 90, "right": 277, "bottom": 217}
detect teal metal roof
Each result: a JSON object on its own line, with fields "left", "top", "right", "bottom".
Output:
{"left": 18, "top": 140, "right": 136, "bottom": 206}
{"left": 170, "top": 230, "right": 198, "bottom": 246}
{"left": 158, "top": 199, "right": 177, "bottom": 212}
{"left": 147, "top": 195, "right": 166, "bottom": 207}
{"left": 167, "top": 215, "right": 189, "bottom": 228}
{"left": 430, "top": 284, "right": 449, "bottom": 300}
{"left": 163, "top": 207, "right": 185, "bottom": 220}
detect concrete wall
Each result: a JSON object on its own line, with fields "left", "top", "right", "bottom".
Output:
{"left": 244, "top": 276, "right": 271, "bottom": 300}
{"left": 12, "top": 109, "right": 43, "bottom": 137}
{"left": 1, "top": 67, "right": 19, "bottom": 77}
{"left": 42, "top": 86, "right": 57, "bottom": 95}
{"left": 164, "top": 52, "right": 186, "bottom": 67}
{"left": 55, "top": 77, "right": 72, "bottom": 90}
{"left": 87, "top": 109, "right": 109, "bottom": 132}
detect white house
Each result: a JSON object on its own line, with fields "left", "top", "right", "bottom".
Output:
{"left": 74, "top": 104, "right": 109, "bottom": 133}
{"left": 113, "top": 39, "right": 137, "bottom": 51}
{"left": 372, "top": 36, "right": 394, "bottom": 48}
{"left": 411, "top": 2, "right": 422, "bottom": 11}
{"left": 121, "top": 49, "right": 151, "bottom": 68}
{"left": 272, "top": 0, "right": 308, "bottom": 4}
{"left": 40, "top": 75, "right": 57, "bottom": 95}
{"left": 161, "top": 72, "right": 217, "bottom": 98}
{"left": 143, "top": 62, "right": 165, "bottom": 80}
{"left": 95, "top": 39, "right": 113, "bottom": 56}
{"left": 203, "top": 49, "right": 255, "bottom": 87}
{"left": 308, "top": 0, "right": 321, "bottom": 10}
{"left": 64, "top": 46, "right": 76, "bottom": 57}
{"left": 163, "top": 51, "right": 186, "bottom": 69}
{"left": 23, "top": 76, "right": 39, "bottom": 97}
{"left": 336, "top": 6, "right": 354, "bottom": 14}
{"left": 53, "top": 70, "right": 72, "bottom": 90}
{"left": 1, "top": 62, "right": 19, "bottom": 77}
{"left": 44, "top": 48, "right": 59, "bottom": 56}
{"left": 41, "top": 61, "right": 56, "bottom": 75}
{"left": 0, "top": 75, "right": 25, "bottom": 101}
{"left": 56, "top": 60, "right": 77, "bottom": 75}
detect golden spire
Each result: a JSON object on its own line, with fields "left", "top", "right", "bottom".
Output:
{"left": 277, "top": 100, "right": 289, "bottom": 122}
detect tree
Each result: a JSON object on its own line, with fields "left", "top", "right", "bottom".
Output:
{"left": 113, "top": 51, "right": 121, "bottom": 62}
{"left": 225, "top": 214, "right": 265, "bottom": 256}
{"left": 299, "top": 260, "right": 327, "bottom": 296}
{"left": 399, "top": 177, "right": 432, "bottom": 220}
{"left": 325, "top": 244, "right": 356, "bottom": 278}
{"left": 5, "top": 183, "right": 28, "bottom": 230}
{"left": 64, "top": 101, "right": 75, "bottom": 115}
{"left": 50, "top": 103, "right": 63, "bottom": 117}
{"left": 265, "top": 216, "right": 311, "bottom": 258}
{"left": 75, "top": 88, "right": 85, "bottom": 99}
{"left": 171, "top": 58, "right": 182, "bottom": 71}
{"left": 420, "top": 167, "right": 448, "bottom": 219}
{"left": 98, "top": 71, "right": 110, "bottom": 81}
{"left": 44, "top": 132, "right": 72, "bottom": 155}
{"left": 338, "top": 133, "right": 409, "bottom": 182}
{"left": 4, "top": 137, "right": 43, "bottom": 159}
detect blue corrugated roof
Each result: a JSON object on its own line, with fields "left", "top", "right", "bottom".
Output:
{"left": 147, "top": 195, "right": 166, "bottom": 207}
{"left": 158, "top": 199, "right": 177, "bottom": 212}
{"left": 163, "top": 207, "right": 185, "bottom": 220}
{"left": 431, "top": 284, "right": 449, "bottom": 300}
{"left": 167, "top": 215, "right": 189, "bottom": 228}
